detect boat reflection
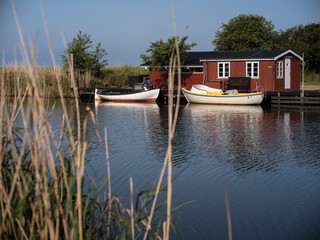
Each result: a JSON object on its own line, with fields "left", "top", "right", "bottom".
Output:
{"left": 95, "top": 101, "right": 160, "bottom": 110}
{"left": 94, "top": 101, "right": 160, "bottom": 136}
{"left": 184, "top": 103, "right": 263, "bottom": 113}
{"left": 182, "top": 104, "right": 274, "bottom": 174}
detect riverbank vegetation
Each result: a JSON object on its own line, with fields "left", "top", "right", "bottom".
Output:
{"left": 304, "top": 71, "right": 320, "bottom": 85}
{"left": 1, "top": 65, "right": 148, "bottom": 97}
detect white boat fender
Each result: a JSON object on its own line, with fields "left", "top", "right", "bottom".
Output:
{"left": 225, "top": 89, "right": 239, "bottom": 95}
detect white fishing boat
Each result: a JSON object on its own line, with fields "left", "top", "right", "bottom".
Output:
{"left": 95, "top": 83, "right": 160, "bottom": 103}
{"left": 182, "top": 84, "right": 264, "bottom": 105}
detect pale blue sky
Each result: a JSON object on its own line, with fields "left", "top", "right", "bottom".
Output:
{"left": 1, "top": 0, "right": 319, "bottom": 66}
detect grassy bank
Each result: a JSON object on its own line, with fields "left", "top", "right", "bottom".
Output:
{"left": 102, "top": 66, "right": 149, "bottom": 87}
{"left": 2, "top": 65, "right": 149, "bottom": 97}
{"left": 71, "top": 65, "right": 149, "bottom": 89}
{"left": 303, "top": 71, "right": 320, "bottom": 85}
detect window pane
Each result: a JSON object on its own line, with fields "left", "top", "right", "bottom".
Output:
{"left": 253, "top": 63, "right": 258, "bottom": 77}
{"left": 219, "top": 63, "right": 223, "bottom": 77}
{"left": 247, "top": 63, "right": 252, "bottom": 77}
{"left": 181, "top": 67, "right": 189, "bottom": 73}
{"left": 225, "top": 63, "right": 229, "bottom": 77}
{"left": 277, "top": 61, "right": 283, "bottom": 78}
{"left": 194, "top": 67, "right": 203, "bottom": 73}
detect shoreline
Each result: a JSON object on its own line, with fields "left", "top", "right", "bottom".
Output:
{"left": 300, "top": 85, "right": 320, "bottom": 90}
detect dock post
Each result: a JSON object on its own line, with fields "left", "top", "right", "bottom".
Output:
{"left": 301, "top": 53, "right": 305, "bottom": 98}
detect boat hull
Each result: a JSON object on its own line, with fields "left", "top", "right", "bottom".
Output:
{"left": 95, "top": 88, "right": 160, "bottom": 103}
{"left": 182, "top": 88, "right": 264, "bottom": 105}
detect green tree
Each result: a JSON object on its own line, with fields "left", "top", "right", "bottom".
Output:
{"left": 278, "top": 23, "right": 320, "bottom": 72}
{"left": 62, "top": 31, "right": 108, "bottom": 78}
{"left": 212, "top": 14, "right": 279, "bottom": 51}
{"left": 140, "top": 36, "right": 197, "bottom": 70}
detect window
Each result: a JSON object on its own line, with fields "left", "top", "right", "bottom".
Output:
{"left": 175, "top": 67, "right": 189, "bottom": 74}
{"left": 193, "top": 67, "right": 203, "bottom": 73}
{"left": 218, "top": 62, "right": 230, "bottom": 78}
{"left": 276, "top": 61, "right": 283, "bottom": 78}
{"left": 246, "top": 62, "right": 259, "bottom": 78}
{"left": 181, "top": 67, "right": 189, "bottom": 74}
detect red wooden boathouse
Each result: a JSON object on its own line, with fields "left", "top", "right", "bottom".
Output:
{"left": 141, "top": 50, "right": 303, "bottom": 92}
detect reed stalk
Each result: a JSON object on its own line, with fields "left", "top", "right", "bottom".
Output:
{"left": 1, "top": 2, "right": 182, "bottom": 239}
{"left": 143, "top": 8, "right": 182, "bottom": 240}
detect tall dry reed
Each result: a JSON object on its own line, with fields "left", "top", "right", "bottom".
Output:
{"left": 0, "top": 1, "right": 182, "bottom": 240}
{"left": 1, "top": 66, "right": 71, "bottom": 97}
{"left": 142, "top": 8, "right": 182, "bottom": 240}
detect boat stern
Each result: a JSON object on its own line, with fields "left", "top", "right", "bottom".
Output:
{"left": 94, "top": 89, "right": 102, "bottom": 102}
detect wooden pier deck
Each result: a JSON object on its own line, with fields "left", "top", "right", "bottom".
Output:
{"left": 267, "top": 90, "right": 320, "bottom": 110}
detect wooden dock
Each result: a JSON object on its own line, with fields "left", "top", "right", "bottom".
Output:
{"left": 267, "top": 90, "right": 320, "bottom": 110}
{"left": 73, "top": 88, "right": 320, "bottom": 109}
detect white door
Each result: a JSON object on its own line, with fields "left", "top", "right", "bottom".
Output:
{"left": 285, "top": 58, "right": 291, "bottom": 89}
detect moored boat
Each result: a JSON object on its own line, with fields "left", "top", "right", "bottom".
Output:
{"left": 182, "top": 84, "right": 264, "bottom": 105}
{"left": 95, "top": 83, "right": 160, "bottom": 103}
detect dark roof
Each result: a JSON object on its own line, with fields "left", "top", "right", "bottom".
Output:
{"left": 141, "top": 49, "right": 302, "bottom": 67}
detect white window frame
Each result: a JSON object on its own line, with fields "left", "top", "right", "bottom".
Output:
{"left": 276, "top": 61, "right": 283, "bottom": 78}
{"left": 246, "top": 62, "right": 259, "bottom": 78}
{"left": 217, "top": 62, "right": 230, "bottom": 78}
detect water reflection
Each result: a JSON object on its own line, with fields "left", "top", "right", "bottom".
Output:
{"left": 92, "top": 102, "right": 166, "bottom": 187}
{"left": 94, "top": 102, "right": 196, "bottom": 170}
{"left": 179, "top": 104, "right": 320, "bottom": 175}
{"left": 15, "top": 99, "right": 319, "bottom": 240}
{"left": 92, "top": 101, "right": 320, "bottom": 175}
{"left": 65, "top": 101, "right": 320, "bottom": 240}
{"left": 94, "top": 102, "right": 160, "bottom": 136}
{"left": 94, "top": 102, "right": 162, "bottom": 156}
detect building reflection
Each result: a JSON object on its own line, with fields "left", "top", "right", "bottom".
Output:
{"left": 181, "top": 104, "right": 320, "bottom": 175}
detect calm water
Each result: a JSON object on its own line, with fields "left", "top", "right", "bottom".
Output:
{"left": 58, "top": 101, "right": 320, "bottom": 239}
